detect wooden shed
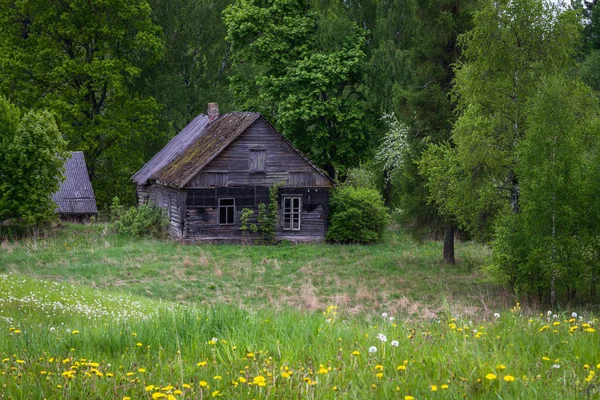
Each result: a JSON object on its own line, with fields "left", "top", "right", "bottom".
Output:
{"left": 132, "top": 104, "right": 334, "bottom": 242}
{"left": 52, "top": 151, "right": 98, "bottom": 221}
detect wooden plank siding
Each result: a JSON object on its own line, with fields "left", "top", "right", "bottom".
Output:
{"left": 186, "top": 119, "right": 331, "bottom": 189}
{"left": 183, "top": 187, "right": 329, "bottom": 242}
{"left": 147, "top": 184, "right": 185, "bottom": 239}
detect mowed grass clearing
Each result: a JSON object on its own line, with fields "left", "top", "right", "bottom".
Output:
{"left": 0, "top": 223, "right": 497, "bottom": 318}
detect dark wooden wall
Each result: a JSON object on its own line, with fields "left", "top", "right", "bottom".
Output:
{"left": 145, "top": 184, "right": 185, "bottom": 239}
{"left": 186, "top": 119, "right": 332, "bottom": 189}
{"left": 183, "top": 187, "right": 329, "bottom": 242}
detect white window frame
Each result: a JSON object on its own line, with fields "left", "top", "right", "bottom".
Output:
{"left": 282, "top": 196, "right": 301, "bottom": 230}
{"left": 218, "top": 198, "right": 235, "bottom": 225}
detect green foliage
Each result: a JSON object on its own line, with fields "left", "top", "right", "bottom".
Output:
{"left": 491, "top": 76, "right": 600, "bottom": 303}
{"left": 0, "top": 0, "right": 164, "bottom": 208}
{"left": 343, "top": 166, "right": 377, "bottom": 189}
{"left": 239, "top": 182, "right": 282, "bottom": 243}
{"left": 0, "top": 97, "right": 67, "bottom": 228}
{"left": 112, "top": 201, "right": 169, "bottom": 238}
{"left": 327, "top": 186, "right": 388, "bottom": 243}
{"left": 224, "top": 0, "right": 374, "bottom": 177}
{"left": 145, "top": 0, "right": 234, "bottom": 135}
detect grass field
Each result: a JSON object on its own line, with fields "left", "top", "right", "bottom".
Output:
{"left": 1, "top": 224, "right": 599, "bottom": 399}
{"left": 1, "top": 223, "right": 499, "bottom": 318}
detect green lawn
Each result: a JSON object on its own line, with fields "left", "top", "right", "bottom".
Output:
{"left": 0, "top": 223, "right": 497, "bottom": 318}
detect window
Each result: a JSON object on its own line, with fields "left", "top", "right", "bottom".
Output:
{"left": 282, "top": 197, "right": 301, "bottom": 230}
{"left": 218, "top": 198, "right": 235, "bottom": 224}
{"left": 249, "top": 149, "right": 266, "bottom": 173}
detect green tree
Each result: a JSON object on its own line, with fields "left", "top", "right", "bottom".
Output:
{"left": 383, "top": 0, "right": 480, "bottom": 263}
{"left": 423, "top": 0, "right": 582, "bottom": 238}
{"left": 493, "top": 76, "right": 600, "bottom": 304}
{"left": 224, "top": 0, "right": 374, "bottom": 177}
{"left": 146, "top": 0, "right": 234, "bottom": 134}
{"left": 0, "top": 97, "right": 67, "bottom": 227}
{"left": 0, "top": 0, "right": 164, "bottom": 207}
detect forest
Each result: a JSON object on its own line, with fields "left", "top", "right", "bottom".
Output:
{"left": 2, "top": 0, "right": 600, "bottom": 304}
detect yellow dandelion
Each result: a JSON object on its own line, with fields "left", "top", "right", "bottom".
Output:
{"left": 213, "top": 375, "right": 222, "bottom": 380}
{"left": 496, "top": 364, "right": 506, "bottom": 371}
{"left": 123, "top": 397, "right": 131, "bottom": 400}
{"left": 585, "top": 328, "right": 596, "bottom": 333}
{"left": 152, "top": 393, "right": 166, "bottom": 399}
{"left": 486, "top": 373, "right": 497, "bottom": 380}
{"left": 504, "top": 375, "right": 515, "bottom": 382}
{"left": 138, "top": 368, "right": 146, "bottom": 373}
{"left": 72, "top": 330, "right": 80, "bottom": 335}
{"left": 211, "top": 390, "right": 221, "bottom": 397}
{"left": 167, "top": 395, "right": 176, "bottom": 400}
{"left": 197, "top": 361, "right": 207, "bottom": 367}
{"left": 405, "top": 396, "right": 415, "bottom": 400}
{"left": 136, "top": 343, "right": 143, "bottom": 347}
{"left": 352, "top": 350, "right": 360, "bottom": 356}
{"left": 16, "top": 360, "right": 25, "bottom": 364}
{"left": 183, "top": 384, "right": 191, "bottom": 389}
{"left": 199, "top": 381, "right": 209, "bottom": 388}
{"left": 441, "top": 384, "right": 449, "bottom": 389}
{"left": 397, "top": 365, "right": 407, "bottom": 371}
{"left": 146, "top": 385, "right": 155, "bottom": 392}
{"left": 431, "top": 385, "right": 438, "bottom": 391}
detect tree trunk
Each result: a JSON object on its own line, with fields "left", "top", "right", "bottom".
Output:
{"left": 443, "top": 224, "right": 455, "bottom": 265}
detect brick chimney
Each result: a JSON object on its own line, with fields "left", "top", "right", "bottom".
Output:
{"left": 207, "top": 102, "right": 219, "bottom": 122}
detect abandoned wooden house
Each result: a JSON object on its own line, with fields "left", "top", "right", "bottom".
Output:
{"left": 132, "top": 103, "right": 334, "bottom": 242}
{"left": 52, "top": 151, "right": 98, "bottom": 221}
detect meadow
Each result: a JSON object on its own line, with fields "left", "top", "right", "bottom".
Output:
{"left": 1, "top": 224, "right": 599, "bottom": 399}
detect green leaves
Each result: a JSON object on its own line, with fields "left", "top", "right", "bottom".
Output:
{"left": 225, "top": 0, "right": 372, "bottom": 177}
{"left": 0, "top": 97, "right": 67, "bottom": 227}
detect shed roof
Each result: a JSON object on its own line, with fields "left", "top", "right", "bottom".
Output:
{"left": 52, "top": 151, "right": 98, "bottom": 215}
{"left": 133, "top": 112, "right": 333, "bottom": 189}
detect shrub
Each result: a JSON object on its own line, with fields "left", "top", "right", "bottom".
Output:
{"left": 326, "top": 186, "right": 388, "bottom": 243}
{"left": 112, "top": 199, "right": 169, "bottom": 238}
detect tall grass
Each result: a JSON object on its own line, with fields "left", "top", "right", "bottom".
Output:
{"left": 1, "top": 274, "right": 598, "bottom": 399}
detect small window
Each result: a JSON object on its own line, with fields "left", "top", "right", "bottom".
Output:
{"left": 218, "top": 198, "right": 235, "bottom": 224}
{"left": 249, "top": 149, "right": 266, "bottom": 173}
{"left": 282, "top": 197, "right": 301, "bottom": 230}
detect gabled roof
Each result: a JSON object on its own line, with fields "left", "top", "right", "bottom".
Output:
{"left": 132, "top": 113, "right": 211, "bottom": 186}
{"left": 133, "top": 112, "right": 333, "bottom": 189}
{"left": 52, "top": 152, "right": 98, "bottom": 215}
{"left": 154, "top": 112, "right": 260, "bottom": 188}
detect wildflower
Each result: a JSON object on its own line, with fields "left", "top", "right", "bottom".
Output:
{"left": 197, "top": 361, "right": 207, "bottom": 367}
{"left": 376, "top": 373, "right": 384, "bottom": 378}
{"left": 152, "top": 393, "right": 166, "bottom": 399}
{"left": 352, "top": 350, "right": 360, "bottom": 356}
{"left": 391, "top": 340, "right": 399, "bottom": 347}
{"left": 183, "top": 384, "right": 191, "bottom": 389}
{"left": 136, "top": 343, "right": 143, "bottom": 347}
{"left": 585, "top": 328, "right": 596, "bottom": 333}
{"left": 504, "top": 375, "right": 515, "bottom": 382}
{"left": 318, "top": 365, "right": 328, "bottom": 374}
{"left": 253, "top": 376, "right": 267, "bottom": 386}
{"left": 281, "top": 371, "right": 291, "bottom": 379}
{"left": 397, "top": 365, "right": 407, "bottom": 371}
{"left": 552, "top": 364, "right": 561, "bottom": 369}
{"left": 72, "top": 330, "right": 80, "bottom": 335}
{"left": 494, "top": 313, "right": 500, "bottom": 318}
{"left": 375, "top": 364, "right": 384, "bottom": 371}
{"left": 496, "top": 364, "right": 506, "bottom": 371}
{"left": 213, "top": 375, "right": 222, "bottom": 380}
{"left": 369, "top": 346, "right": 377, "bottom": 353}
{"left": 542, "top": 357, "right": 550, "bottom": 361}
{"left": 138, "top": 368, "right": 146, "bottom": 373}
{"left": 441, "top": 384, "right": 449, "bottom": 389}
{"left": 572, "top": 312, "right": 578, "bottom": 318}
{"left": 377, "top": 333, "right": 387, "bottom": 342}
{"left": 199, "top": 381, "right": 208, "bottom": 388}
{"left": 146, "top": 385, "right": 155, "bottom": 392}
{"left": 246, "top": 352, "right": 255, "bottom": 358}
{"left": 547, "top": 311, "right": 552, "bottom": 316}
{"left": 405, "top": 396, "right": 415, "bottom": 400}
{"left": 16, "top": 360, "right": 25, "bottom": 364}
{"left": 486, "top": 373, "right": 497, "bottom": 380}
{"left": 161, "top": 385, "right": 174, "bottom": 391}
{"left": 431, "top": 385, "right": 438, "bottom": 391}
{"left": 382, "top": 312, "right": 388, "bottom": 318}
{"left": 123, "top": 397, "right": 131, "bottom": 400}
